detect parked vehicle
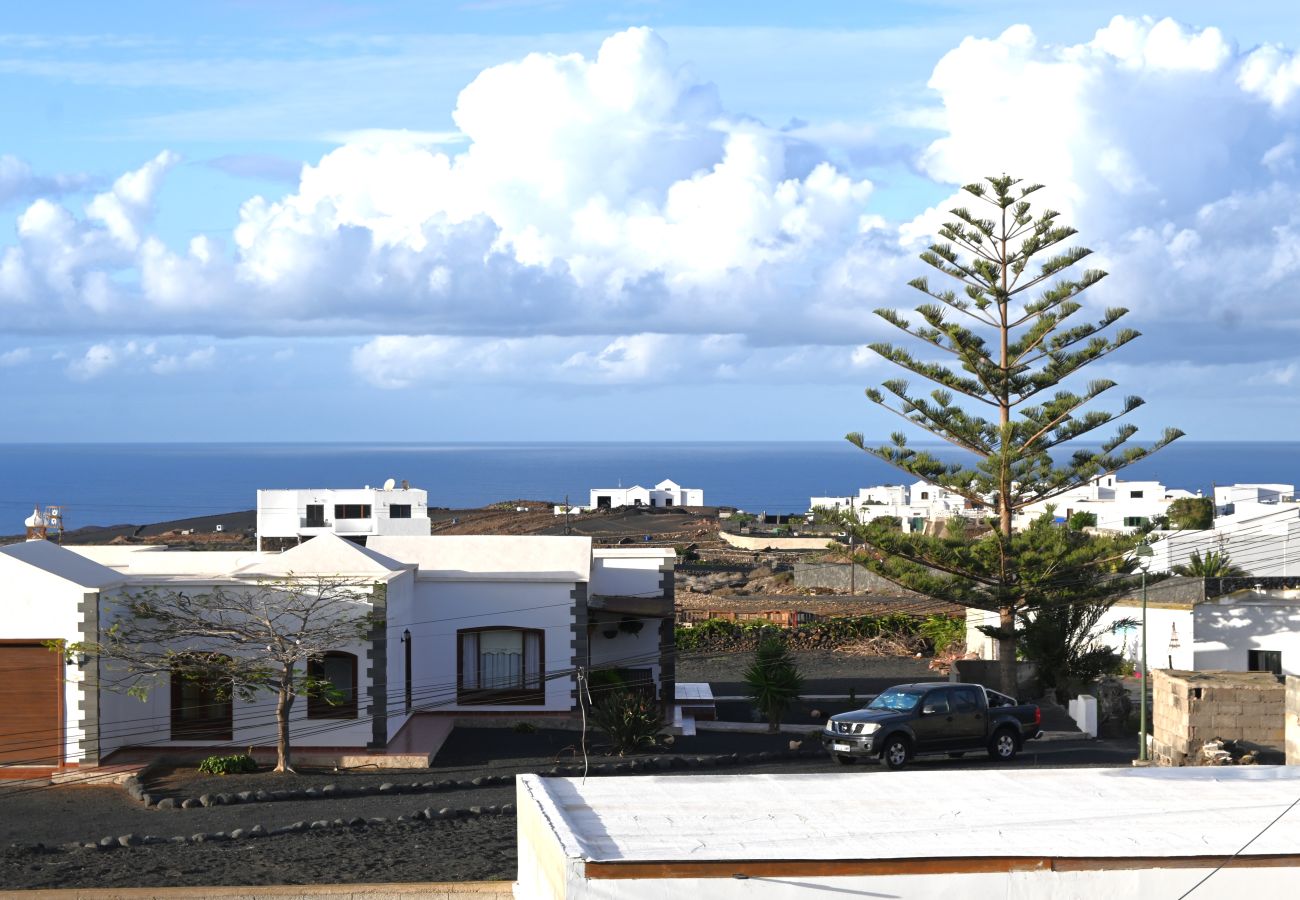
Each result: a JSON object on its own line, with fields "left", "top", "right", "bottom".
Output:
{"left": 821, "top": 682, "right": 1042, "bottom": 769}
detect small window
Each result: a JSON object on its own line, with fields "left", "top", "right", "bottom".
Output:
{"left": 1123, "top": 516, "right": 1149, "bottom": 528}
{"left": 389, "top": 504, "right": 412, "bottom": 519}
{"left": 307, "top": 652, "right": 358, "bottom": 719}
{"left": 334, "top": 504, "right": 372, "bottom": 520}
{"left": 952, "top": 687, "right": 980, "bottom": 713}
{"left": 921, "top": 690, "right": 950, "bottom": 715}
{"left": 1249, "top": 649, "right": 1283, "bottom": 676}
{"left": 305, "top": 504, "right": 325, "bottom": 527}
{"left": 665, "top": 498, "right": 674, "bottom": 507}
{"left": 920, "top": 491, "right": 930, "bottom": 500}
{"left": 1130, "top": 490, "right": 1145, "bottom": 499}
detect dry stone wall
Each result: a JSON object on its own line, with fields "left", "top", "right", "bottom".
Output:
{"left": 1152, "top": 669, "right": 1285, "bottom": 766}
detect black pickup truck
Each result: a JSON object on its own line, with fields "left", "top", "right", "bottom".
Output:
{"left": 821, "top": 682, "right": 1042, "bottom": 769}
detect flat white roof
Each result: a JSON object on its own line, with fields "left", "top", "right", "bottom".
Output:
{"left": 0, "top": 540, "right": 124, "bottom": 588}
{"left": 369, "top": 535, "right": 591, "bottom": 582}
{"left": 521, "top": 768, "right": 1300, "bottom": 863}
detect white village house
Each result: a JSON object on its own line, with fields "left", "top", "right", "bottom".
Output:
{"left": 0, "top": 531, "right": 674, "bottom": 774}
{"left": 585, "top": 479, "right": 703, "bottom": 511}
{"left": 810, "top": 480, "right": 982, "bottom": 531}
{"left": 256, "top": 481, "right": 430, "bottom": 551}
{"left": 967, "top": 580, "right": 1300, "bottom": 678}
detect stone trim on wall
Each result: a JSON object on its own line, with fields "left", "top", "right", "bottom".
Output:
{"left": 77, "top": 591, "right": 101, "bottom": 766}
{"left": 569, "top": 582, "right": 589, "bottom": 711}
{"left": 366, "top": 582, "right": 389, "bottom": 750}
{"left": 657, "top": 558, "right": 676, "bottom": 712}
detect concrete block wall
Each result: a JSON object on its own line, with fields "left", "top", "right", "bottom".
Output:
{"left": 1152, "top": 670, "right": 1285, "bottom": 766}
{"left": 1287, "top": 676, "right": 1300, "bottom": 766}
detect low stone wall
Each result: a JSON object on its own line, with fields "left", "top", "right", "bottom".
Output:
{"left": 793, "top": 562, "right": 927, "bottom": 597}
{"left": 719, "top": 532, "right": 837, "bottom": 552}
{"left": 1152, "top": 669, "right": 1286, "bottom": 766}
{"left": 951, "top": 660, "right": 1039, "bottom": 699}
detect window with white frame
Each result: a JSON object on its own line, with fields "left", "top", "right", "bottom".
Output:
{"left": 458, "top": 627, "right": 544, "bottom": 704}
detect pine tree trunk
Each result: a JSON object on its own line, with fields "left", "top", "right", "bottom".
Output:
{"left": 996, "top": 204, "right": 1018, "bottom": 698}
{"left": 274, "top": 666, "right": 294, "bottom": 773}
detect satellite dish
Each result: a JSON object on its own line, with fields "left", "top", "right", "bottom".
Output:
{"left": 383, "top": 478, "right": 397, "bottom": 491}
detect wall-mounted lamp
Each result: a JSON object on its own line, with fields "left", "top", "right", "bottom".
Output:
{"left": 400, "top": 629, "right": 410, "bottom": 644}
{"left": 65, "top": 652, "right": 88, "bottom": 668}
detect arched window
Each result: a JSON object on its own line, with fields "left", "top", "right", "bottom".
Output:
{"left": 458, "top": 627, "right": 544, "bottom": 705}
{"left": 307, "top": 651, "right": 358, "bottom": 719}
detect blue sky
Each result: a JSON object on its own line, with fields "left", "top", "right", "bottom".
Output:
{"left": 4, "top": 1, "right": 1300, "bottom": 441}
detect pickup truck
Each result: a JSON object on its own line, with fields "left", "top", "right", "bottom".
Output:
{"left": 821, "top": 682, "right": 1042, "bottom": 769}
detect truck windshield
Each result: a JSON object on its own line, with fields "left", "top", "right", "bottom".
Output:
{"left": 867, "top": 688, "right": 923, "bottom": 711}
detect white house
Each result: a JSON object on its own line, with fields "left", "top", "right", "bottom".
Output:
{"left": 1147, "top": 503, "right": 1300, "bottom": 576}
{"left": 809, "top": 481, "right": 979, "bottom": 532}
{"left": 1214, "top": 483, "right": 1296, "bottom": 514}
{"left": 966, "top": 583, "right": 1300, "bottom": 678}
{"left": 0, "top": 530, "right": 674, "bottom": 775}
{"left": 1015, "top": 475, "right": 1198, "bottom": 532}
{"left": 256, "top": 481, "right": 430, "bottom": 550}
{"left": 587, "top": 479, "right": 703, "bottom": 510}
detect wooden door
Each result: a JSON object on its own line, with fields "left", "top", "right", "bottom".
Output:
{"left": 0, "top": 642, "right": 63, "bottom": 766}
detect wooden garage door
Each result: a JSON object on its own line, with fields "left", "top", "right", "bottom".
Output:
{"left": 0, "top": 643, "right": 62, "bottom": 766}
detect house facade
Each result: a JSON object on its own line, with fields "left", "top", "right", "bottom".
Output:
{"left": 0, "top": 532, "right": 674, "bottom": 775}
{"left": 256, "top": 483, "right": 430, "bottom": 550}
{"left": 966, "top": 582, "right": 1300, "bottom": 679}
{"left": 587, "top": 479, "right": 703, "bottom": 510}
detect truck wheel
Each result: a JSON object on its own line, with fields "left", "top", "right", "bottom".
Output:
{"left": 882, "top": 735, "right": 911, "bottom": 770}
{"left": 988, "top": 728, "right": 1020, "bottom": 762}
{"left": 834, "top": 754, "right": 856, "bottom": 766}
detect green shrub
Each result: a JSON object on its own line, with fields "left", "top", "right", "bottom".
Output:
{"left": 512, "top": 721, "right": 537, "bottom": 734}
{"left": 591, "top": 688, "right": 662, "bottom": 756}
{"left": 744, "top": 637, "right": 805, "bottom": 732}
{"left": 197, "top": 753, "right": 257, "bottom": 775}
{"left": 918, "top": 614, "right": 966, "bottom": 654}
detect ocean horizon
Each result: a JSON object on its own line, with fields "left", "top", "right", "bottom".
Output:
{"left": 0, "top": 440, "right": 1294, "bottom": 529}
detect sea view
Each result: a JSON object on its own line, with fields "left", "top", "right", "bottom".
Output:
{"left": 0, "top": 440, "right": 1294, "bottom": 528}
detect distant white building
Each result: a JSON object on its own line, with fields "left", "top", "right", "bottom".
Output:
{"left": 809, "top": 481, "right": 982, "bottom": 532}
{"left": 1015, "top": 475, "right": 1198, "bottom": 532}
{"left": 1214, "top": 483, "right": 1296, "bottom": 515}
{"left": 1148, "top": 502, "right": 1300, "bottom": 576}
{"left": 587, "top": 479, "right": 703, "bottom": 511}
{"left": 257, "top": 481, "right": 430, "bottom": 550}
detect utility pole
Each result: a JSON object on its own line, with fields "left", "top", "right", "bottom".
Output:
{"left": 564, "top": 494, "right": 571, "bottom": 536}
{"left": 1135, "top": 544, "right": 1153, "bottom": 763}
{"left": 848, "top": 531, "right": 855, "bottom": 596}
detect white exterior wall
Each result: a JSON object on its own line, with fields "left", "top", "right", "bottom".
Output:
{"left": 96, "top": 579, "right": 388, "bottom": 758}
{"left": 1148, "top": 506, "right": 1300, "bottom": 576}
{"left": 588, "top": 551, "right": 671, "bottom": 690}
{"left": 966, "top": 603, "right": 1196, "bottom": 672}
{"left": 0, "top": 559, "right": 98, "bottom": 764}
{"left": 404, "top": 578, "right": 578, "bottom": 714}
{"left": 257, "top": 487, "right": 429, "bottom": 544}
{"left": 1194, "top": 595, "right": 1300, "bottom": 676}
{"left": 1216, "top": 483, "right": 1295, "bottom": 512}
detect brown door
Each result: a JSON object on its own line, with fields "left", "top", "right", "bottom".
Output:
{"left": 0, "top": 643, "right": 63, "bottom": 766}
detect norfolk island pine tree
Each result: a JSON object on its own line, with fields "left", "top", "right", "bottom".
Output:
{"left": 846, "top": 175, "right": 1182, "bottom": 695}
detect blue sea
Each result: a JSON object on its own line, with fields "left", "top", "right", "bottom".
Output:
{"left": 0, "top": 441, "right": 1294, "bottom": 529}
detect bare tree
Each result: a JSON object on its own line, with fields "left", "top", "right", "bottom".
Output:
{"left": 68, "top": 575, "right": 374, "bottom": 773}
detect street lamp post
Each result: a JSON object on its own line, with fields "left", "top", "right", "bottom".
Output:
{"left": 1135, "top": 544, "right": 1153, "bottom": 762}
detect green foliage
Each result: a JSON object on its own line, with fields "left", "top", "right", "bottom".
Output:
{"left": 674, "top": 613, "right": 931, "bottom": 652}
{"left": 844, "top": 174, "right": 1181, "bottom": 690}
{"left": 1172, "top": 549, "right": 1245, "bottom": 577}
{"left": 512, "top": 721, "right": 537, "bottom": 734}
{"left": 1017, "top": 604, "right": 1129, "bottom": 703}
{"left": 744, "top": 637, "right": 805, "bottom": 731}
{"left": 1167, "top": 497, "right": 1213, "bottom": 531}
{"left": 917, "top": 615, "right": 965, "bottom": 654}
{"left": 1066, "top": 511, "right": 1097, "bottom": 530}
{"left": 590, "top": 688, "right": 662, "bottom": 756}
{"left": 197, "top": 753, "right": 258, "bottom": 775}
{"left": 729, "top": 512, "right": 756, "bottom": 526}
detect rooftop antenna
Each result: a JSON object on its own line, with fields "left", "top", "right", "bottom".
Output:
{"left": 383, "top": 478, "right": 397, "bottom": 491}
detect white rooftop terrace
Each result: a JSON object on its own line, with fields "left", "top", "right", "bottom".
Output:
{"left": 517, "top": 768, "right": 1300, "bottom": 898}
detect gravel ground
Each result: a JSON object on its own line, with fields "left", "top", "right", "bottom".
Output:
{"left": 0, "top": 733, "right": 1131, "bottom": 890}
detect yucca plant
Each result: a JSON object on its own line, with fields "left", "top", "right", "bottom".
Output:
{"left": 744, "top": 637, "right": 804, "bottom": 732}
